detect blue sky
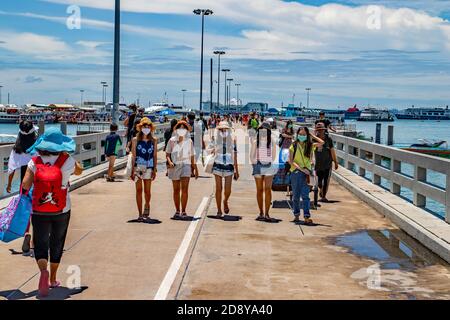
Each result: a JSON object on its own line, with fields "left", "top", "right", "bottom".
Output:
{"left": 1, "top": 0, "right": 450, "bottom": 109}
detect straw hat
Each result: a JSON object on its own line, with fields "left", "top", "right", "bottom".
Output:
{"left": 136, "top": 117, "right": 155, "bottom": 132}
{"left": 216, "top": 121, "right": 232, "bottom": 130}
{"left": 174, "top": 120, "right": 192, "bottom": 132}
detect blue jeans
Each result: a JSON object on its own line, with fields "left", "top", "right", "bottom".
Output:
{"left": 290, "top": 170, "right": 310, "bottom": 218}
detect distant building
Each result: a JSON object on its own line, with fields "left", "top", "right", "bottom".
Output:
{"left": 242, "top": 102, "right": 269, "bottom": 113}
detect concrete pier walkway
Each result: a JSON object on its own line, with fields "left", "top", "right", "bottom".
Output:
{"left": 1, "top": 125, "right": 450, "bottom": 300}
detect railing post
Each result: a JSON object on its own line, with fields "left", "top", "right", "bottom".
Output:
{"left": 358, "top": 148, "right": 366, "bottom": 177}
{"left": 391, "top": 159, "right": 401, "bottom": 195}
{"left": 373, "top": 154, "right": 381, "bottom": 185}
{"left": 414, "top": 166, "right": 427, "bottom": 208}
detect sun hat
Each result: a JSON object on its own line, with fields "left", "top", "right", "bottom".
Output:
{"left": 266, "top": 117, "right": 274, "bottom": 123}
{"left": 26, "top": 127, "right": 76, "bottom": 154}
{"left": 315, "top": 122, "right": 327, "bottom": 131}
{"left": 216, "top": 121, "right": 232, "bottom": 130}
{"left": 136, "top": 117, "right": 155, "bottom": 132}
{"left": 174, "top": 120, "right": 192, "bottom": 132}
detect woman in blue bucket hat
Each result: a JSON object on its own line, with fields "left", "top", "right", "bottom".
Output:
{"left": 21, "top": 127, "right": 83, "bottom": 297}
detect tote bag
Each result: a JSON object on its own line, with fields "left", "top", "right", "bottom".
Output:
{"left": 0, "top": 191, "right": 33, "bottom": 243}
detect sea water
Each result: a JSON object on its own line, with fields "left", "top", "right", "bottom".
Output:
{"left": 346, "top": 120, "right": 449, "bottom": 219}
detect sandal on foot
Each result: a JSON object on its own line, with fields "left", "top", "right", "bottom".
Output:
{"left": 137, "top": 216, "right": 144, "bottom": 222}
{"left": 143, "top": 208, "right": 150, "bottom": 218}
{"left": 256, "top": 215, "right": 265, "bottom": 221}
{"left": 173, "top": 212, "right": 181, "bottom": 219}
{"left": 22, "top": 234, "right": 31, "bottom": 253}
{"left": 50, "top": 281, "right": 61, "bottom": 288}
{"left": 224, "top": 203, "right": 230, "bottom": 214}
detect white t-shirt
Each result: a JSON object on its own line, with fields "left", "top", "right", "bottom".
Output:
{"left": 166, "top": 137, "right": 196, "bottom": 165}
{"left": 28, "top": 154, "right": 76, "bottom": 214}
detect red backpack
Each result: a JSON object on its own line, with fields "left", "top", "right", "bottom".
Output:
{"left": 32, "top": 153, "right": 69, "bottom": 213}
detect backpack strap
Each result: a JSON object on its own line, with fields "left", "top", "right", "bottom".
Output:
{"left": 54, "top": 153, "right": 69, "bottom": 168}
{"left": 32, "top": 156, "right": 43, "bottom": 165}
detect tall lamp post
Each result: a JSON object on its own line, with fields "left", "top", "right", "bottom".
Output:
{"left": 80, "top": 90, "right": 85, "bottom": 107}
{"left": 101, "top": 81, "right": 107, "bottom": 103}
{"left": 213, "top": 50, "right": 225, "bottom": 111}
{"left": 194, "top": 9, "right": 213, "bottom": 111}
{"left": 235, "top": 83, "right": 241, "bottom": 107}
{"left": 227, "top": 78, "right": 234, "bottom": 111}
{"left": 221, "top": 69, "right": 230, "bottom": 110}
{"left": 112, "top": 0, "right": 121, "bottom": 124}
{"left": 306, "top": 88, "right": 311, "bottom": 109}
{"left": 182, "top": 89, "right": 187, "bottom": 108}
{"left": 0, "top": 85, "right": 3, "bottom": 104}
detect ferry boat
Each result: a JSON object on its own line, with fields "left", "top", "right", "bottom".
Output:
{"left": 0, "top": 106, "right": 21, "bottom": 123}
{"left": 395, "top": 106, "right": 450, "bottom": 120}
{"left": 357, "top": 108, "right": 395, "bottom": 122}
{"left": 344, "top": 105, "right": 362, "bottom": 120}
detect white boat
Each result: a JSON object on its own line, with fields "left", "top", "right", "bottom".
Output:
{"left": 358, "top": 108, "right": 394, "bottom": 122}
{"left": 144, "top": 102, "right": 170, "bottom": 114}
{"left": 0, "top": 106, "right": 21, "bottom": 123}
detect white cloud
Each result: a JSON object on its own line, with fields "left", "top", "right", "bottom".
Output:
{"left": 0, "top": 30, "right": 111, "bottom": 62}
{"left": 39, "top": 0, "right": 450, "bottom": 60}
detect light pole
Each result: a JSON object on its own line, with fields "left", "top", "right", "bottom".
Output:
{"left": 0, "top": 85, "right": 3, "bottom": 104}
{"left": 227, "top": 78, "right": 234, "bottom": 110}
{"left": 235, "top": 83, "right": 241, "bottom": 107}
{"left": 306, "top": 88, "right": 311, "bottom": 109}
{"left": 194, "top": 9, "right": 213, "bottom": 111}
{"left": 213, "top": 50, "right": 225, "bottom": 110}
{"left": 103, "top": 84, "right": 108, "bottom": 104}
{"left": 80, "top": 90, "right": 85, "bottom": 107}
{"left": 210, "top": 58, "right": 213, "bottom": 113}
{"left": 182, "top": 89, "right": 187, "bottom": 108}
{"left": 221, "top": 69, "right": 230, "bottom": 109}
{"left": 101, "top": 81, "right": 107, "bottom": 103}
{"left": 112, "top": 0, "right": 121, "bottom": 124}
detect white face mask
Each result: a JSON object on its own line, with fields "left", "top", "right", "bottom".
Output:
{"left": 142, "top": 128, "right": 151, "bottom": 136}
{"left": 177, "top": 128, "right": 187, "bottom": 136}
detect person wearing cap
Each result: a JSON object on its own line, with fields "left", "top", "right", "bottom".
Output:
{"left": 314, "top": 122, "right": 338, "bottom": 202}
{"left": 289, "top": 127, "right": 324, "bottom": 225}
{"left": 130, "top": 117, "right": 158, "bottom": 222}
{"left": 105, "top": 123, "right": 123, "bottom": 182}
{"left": 21, "top": 128, "right": 83, "bottom": 297}
{"left": 250, "top": 121, "right": 278, "bottom": 222}
{"left": 315, "top": 112, "right": 336, "bottom": 133}
{"left": 209, "top": 121, "right": 239, "bottom": 217}
{"left": 166, "top": 120, "right": 199, "bottom": 218}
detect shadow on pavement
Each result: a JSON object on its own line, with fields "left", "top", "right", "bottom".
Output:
{"left": 207, "top": 215, "right": 242, "bottom": 221}
{"left": 127, "top": 219, "right": 162, "bottom": 224}
{"left": 292, "top": 220, "right": 332, "bottom": 228}
{"left": 0, "top": 286, "right": 88, "bottom": 300}
{"left": 170, "top": 216, "right": 201, "bottom": 222}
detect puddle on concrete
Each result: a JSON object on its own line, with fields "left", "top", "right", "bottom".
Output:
{"left": 331, "top": 229, "right": 450, "bottom": 299}
{"left": 332, "top": 229, "right": 447, "bottom": 271}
